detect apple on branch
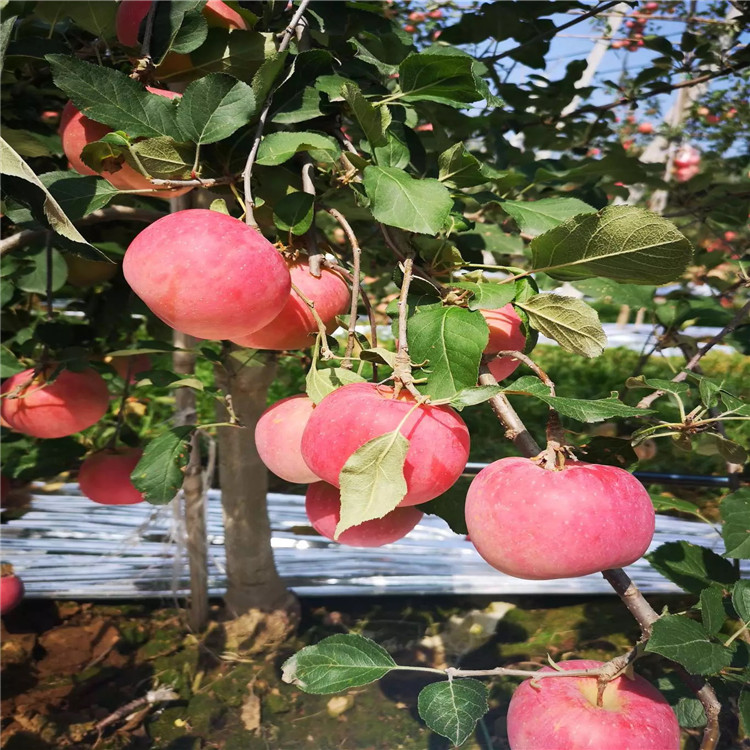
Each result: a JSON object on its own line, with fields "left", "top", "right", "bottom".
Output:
{"left": 79, "top": 448, "right": 145, "bottom": 505}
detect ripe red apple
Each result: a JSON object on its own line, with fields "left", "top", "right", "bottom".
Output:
{"left": 724, "top": 231, "right": 738, "bottom": 242}
{"left": 465, "top": 457, "right": 655, "bottom": 579}
{"left": 482, "top": 304, "right": 526, "bottom": 381}
{"left": 1, "top": 367, "right": 110, "bottom": 439}
{"left": 643, "top": 1, "right": 660, "bottom": 11}
{"left": 638, "top": 122, "right": 654, "bottom": 134}
{"left": 116, "top": 0, "right": 247, "bottom": 47}
{"left": 507, "top": 659, "right": 680, "bottom": 750}
{"left": 0, "top": 574, "right": 24, "bottom": 615}
{"left": 404, "top": 24, "right": 417, "bottom": 33}
{"left": 306, "top": 481, "right": 423, "bottom": 547}
{"left": 255, "top": 395, "right": 320, "bottom": 484}
{"left": 123, "top": 209, "right": 291, "bottom": 340}
{"left": 107, "top": 354, "right": 152, "bottom": 383}
{"left": 301, "top": 382, "right": 470, "bottom": 506}
{"left": 64, "top": 254, "right": 119, "bottom": 288}
{"left": 79, "top": 448, "right": 145, "bottom": 505}
{"left": 59, "top": 90, "right": 191, "bottom": 198}
{"left": 232, "top": 259, "right": 350, "bottom": 351}
{"left": 40, "top": 109, "right": 60, "bottom": 125}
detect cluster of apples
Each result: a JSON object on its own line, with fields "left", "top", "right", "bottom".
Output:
{"left": 403, "top": 7, "right": 443, "bottom": 35}
{"left": 612, "top": 2, "right": 659, "bottom": 51}
{"left": 673, "top": 144, "right": 701, "bottom": 182}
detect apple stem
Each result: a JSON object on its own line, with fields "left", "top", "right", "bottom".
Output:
{"left": 393, "top": 255, "right": 426, "bottom": 401}
{"left": 327, "top": 209, "right": 362, "bottom": 371}
{"left": 129, "top": 0, "right": 157, "bottom": 82}
{"left": 491, "top": 350, "right": 556, "bottom": 395}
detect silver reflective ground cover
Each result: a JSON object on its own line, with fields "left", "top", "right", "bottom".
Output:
{"left": 3, "top": 486, "right": 743, "bottom": 599}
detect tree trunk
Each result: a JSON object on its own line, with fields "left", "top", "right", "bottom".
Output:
{"left": 215, "top": 352, "right": 296, "bottom": 619}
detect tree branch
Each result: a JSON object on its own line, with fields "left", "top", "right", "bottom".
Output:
{"left": 637, "top": 297, "right": 750, "bottom": 410}
{"left": 243, "top": 0, "right": 312, "bottom": 227}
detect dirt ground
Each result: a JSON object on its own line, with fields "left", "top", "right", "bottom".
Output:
{"left": 0, "top": 594, "right": 743, "bottom": 749}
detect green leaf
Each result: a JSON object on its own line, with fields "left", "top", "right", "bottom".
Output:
{"left": 273, "top": 192, "right": 314, "bottom": 235}
{"left": 530, "top": 206, "right": 693, "bottom": 285}
{"left": 700, "top": 587, "right": 726, "bottom": 637}
{"left": 502, "top": 197, "right": 596, "bottom": 237}
{"left": 740, "top": 689, "right": 750, "bottom": 738}
{"left": 66, "top": 1, "right": 118, "bottom": 38}
{"left": 649, "top": 493, "right": 705, "bottom": 520}
{"left": 39, "top": 172, "right": 123, "bottom": 224}
{"left": 572, "top": 278, "right": 658, "bottom": 308}
{"left": 128, "top": 137, "right": 195, "bottom": 180}
{"left": 625, "top": 376, "right": 691, "bottom": 397}
{"left": 695, "top": 433, "right": 748, "bottom": 465}
{"left": 342, "top": 82, "right": 390, "bottom": 148}
{"left": 358, "top": 347, "right": 398, "bottom": 369}
{"left": 398, "top": 51, "right": 484, "bottom": 108}
{"left": 255, "top": 132, "right": 340, "bottom": 166}
{"left": 417, "top": 679, "right": 488, "bottom": 747}
{"left": 272, "top": 86, "right": 324, "bottom": 125}
{"left": 437, "top": 143, "right": 506, "bottom": 189}
{"left": 408, "top": 306, "right": 489, "bottom": 400}
{"left": 281, "top": 634, "right": 396, "bottom": 694}
{"left": 733, "top": 580, "right": 750, "bottom": 623}
{"left": 336, "top": 430, "right": 409, "bottom": 537}
{"left": 176, "top": 73, "right": 257, "bottom": 145}
{"left": 150, "top": 1, "right": 206, "bottom": 62}
{"left": 306, "top": 365, "right": 366, "bottom": 405}
{"left": 656, "top": 676, "right": 707, "bottom": 728}
{"left": 449, "top": 385, "right": 502, "bottom": 410}
{"left": 80, "top": 138, "right": 129, "bottom": 175}
{"left": 646, "top": 614, "right": 733, "bottom": 675}
{"left": 363, "top": 166, "right": 452, "bottom": 235}
{"left": 1, "top": 128, "right": 51, "bottom": 158}
{"left": 503, "top": 376, "right": 652, "bottom": 423}
{"left": 450, "top": 280, "right": 516, "bottom": 311}
{"left": 0, "top": 138, "right": 95, "bottom": 250}
{"left": 646, "top": 541, "right": 739, "bottom": 594}
{"left": 0, "top": 346, "right": 25, "bottom": 378}
{"left": 45, "top": 55, "right": 182, "bottom": 140}
{"left": 721, "top": 490, "right": 750, "bottom": 559}
{"left": 17, "top": 246, "right": 67, "bottom": 294}
{"left": 130, "top": 425, "right": 195, "bottom": 505}
{"left": 372, "top": 130, "right": 410, "bottom": 170}
{"left": 516, "top": 294, "right": 606, "bottom": 358}
{"left": 0, "top": 14, "right": 17, "bottom": 73}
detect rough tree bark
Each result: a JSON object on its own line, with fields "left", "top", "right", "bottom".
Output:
{"left": 215, "top": 351, "right": 297, "bottom": 623}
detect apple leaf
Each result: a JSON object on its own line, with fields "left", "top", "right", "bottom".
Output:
{"left": 342, "top": 82, "right": 390, "bottom": 148}
{"left": 530, "top": 205, "right": 693, "bottom": 285}
{"left": 0, "top": 138, "right": 99, "bottom": 253}
{"left": 502, "top": 376, "right": 652, "bottom": 422}
{"left": 450, "top": 280, "right": 516, "bottom": 311}
{"left": 515, "top": 294, "right": 606, "bottom": 358}
{"left": 721, "top": 490, "right": 750, "bottom": 559}
{"left": 281, "top": 634, "right": 396, "bottom": 694}
{"left": 699, "top": 587, "right": 726, "bottom": 637}
{"left": 656, "top": 676, "right": 707, "bottom": 728}
{"left": 740, "top": 690, "right": 750, "bottom": 739}
{"left": 398, "top": 50, "right": 485, "bottom": 107}
{"left": 305, "top": 365, "right": 366, "bottom": 405}
{"left": 732, "top": 580, "right": 750, "bottom": 623}
{"left": 363, "top": 166, "right": 453, "bottom": 235}
{"left": 418, "top": 679, "right": 488, "bottom": 747}
{"left": 38, "top": 172, "right": 124, "bottom": 223}
{"left": 358, "top": 347, "right": 398, "bottom": 369}
{"left": 45, "top": 55, "right": 182, "bottom": 140}
{"left": 128, "top": 137, "right": 195, "bottom": 180}
{"left": 336, "top": 430, "right": 409, "bottom": 537}
{"left": 572, "top": 278, "right": 658, "bottom": 308}
{"left": 131, "top": 425, "right": 195, "bottom": 505}
{"left": 438, "top": 143, "right": 507, "bottom": 188}
{"left": 177, "top": 73, "right": 257, "bottom": 145}
{"left": 149, "top": 1, "right": 207, "bottom": 63}
{"left": 16, "top": 246, "right": 67, "bottom": 294}
{"left": 646, "top": 615, "right": 733, "bottom": 675}
{"left": 648, "top": 493, "right": 705, "bottom": 520}
{"left": 273, "top": 192, "right": 314, "bottom": 235}
{"left": 501, "top": 197, "right": 596, "bottom": 237}
{"left": 407, "top": 305, "right": 489, "bottom": 400}
{"left": 255, "top": 132, "right": 340, "bottom": 166}
{"left": 449, "top": 385, "right": 502, "bottom": 410}
{"left": 646, "top": 541, "right": 739, "bottom": 594}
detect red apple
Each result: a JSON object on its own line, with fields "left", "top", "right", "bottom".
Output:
{"left": 428, "top": 9, "right": 443, "bottom": 19}
{"left": 724, "top": 231, "right": 738, "bottom": 242}
{"left": 79, "top": 448, "right": 145, "bottom": 505}
{"left": 64, "top": 254, "right": 118, "bottom": 288}
{"left": 123, "top": 209, "right": 291, "bottom": 340}
{"left": 0, "top": 574, "right": 24, "bottom": 615}
{"left": 465, "top": 457, "right": 655, "bottom": 579}
{"left": 408, "top": 11, "right": 426, "bottom": 22}
{"left": 40, "top": 109, "right": 60, "bottom": 125}
{"left": 638, "top": 122, "right": 654, "bottom": 134}
{"left": 107, "top": 354, "right": 152, "bottom": 383}
{"left": 301, "top": 382, "right": 470, "bottom": 506}
{"left": 232, "top": 259, "right": 350, "bottom": 351}
{"left": 306, "top": 481, "right": 423, "bottom": 547}
{"left": 59, "top": 89, "right": 191, "bottom": 198}
{"left": 404, "top": 24, "right": 417, "bottom": 33}
{"left": 116, "top": 0, "right": 247, "bottom": 47}
{"left": 255, "top": 395, "right": 320, "bottom": 484}
{"left": 507, "top": 659, "right": 680, "bottom": 749}
{"left": 482, "top": 304, "right": 526, "bottom": 381}
{"left": 0, "top": 367, "right": 110, "bottom": 439}
{"left": 643, "top": 1, "right": 660, "bottom": 10}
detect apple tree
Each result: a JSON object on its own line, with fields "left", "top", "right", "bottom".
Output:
{"left": 1, "top": 1, "right": 749, "bottom": 747}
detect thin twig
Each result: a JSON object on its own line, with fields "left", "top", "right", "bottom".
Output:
{"left": 291, "top": 282, "right": 334, "bottom": 360}
{"left": 129, "top": 0, "right": 157, "bottom": 81}
{"left": 243, "top": 0, "right": 312, "bottom": 227}
{"left": 491, "top": 350, "right": 556, "bottom": 395}
{"left": 327, "top": 209, "right": 361, "bottom": 369}
{"left": 392, "top": 255, "right": 422, "bottom": 400}
{"left": 94, "top": 687, "right": 179, "bottom": 736}
{"left": 149, "top": 176, "right": 234, "bottom": 187}
{"left": 44, "top": 232, "right": 53, "bottom": 319}
{"left": 637, "top": 298, "right": 750, "bottom": 410}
